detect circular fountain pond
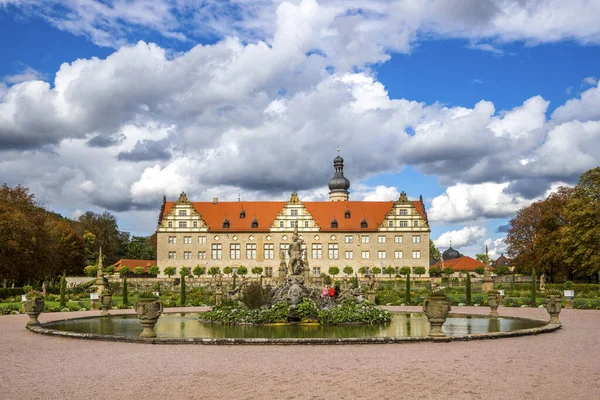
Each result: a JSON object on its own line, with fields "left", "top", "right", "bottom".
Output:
{"left": 28, "top": 311, "right": 558, "bottom": 344}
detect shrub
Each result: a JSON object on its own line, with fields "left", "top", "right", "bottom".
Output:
{"left": 371, "top": 267, "right": 382, "bottom": 276}
{"left": 164, "top": 266, "right": 176, "bottom": 277}
{"left": 429, "top": 267, "right": 441, "bottom": 277}
{"left": 530, "top": 270, "right": 537, "bottom": 306}
{"left": 208, "top": 267, "right": 220, "bottom": 277}
{"left": 242, "top": 282, "right": 270, "bottom": 309}
{"left": 474, "top": 266, "right": 485, "bottom": 275}
{"left": 133, "top": 266, "right": 145, "bottom": 275}
{"left": 180, "top": 273, "right": 186, "bottom": 306}
{"left": 237, "top": 266, "right": 248, "bottom": 277}
{"left": 84, "top": 265, "right": 98, "bottom": 277}
{"left": 320, "top": 273, "right": 332, "bottom": 286}
{"left": 465, "top": 270, "right": 472, "bottom": 306}
{"left": 122, "top": 277, "right": 129, "bottom": 306}
{"left": 563, "top": 281, "right": 575, "bottom": 290}
{"left": 318, "top": 299, "right": 391, "bottom": 325}
{"left": 358, "top": 267, "right": 367, "bottom": 276}
{"left": 59, "top": 272, "right": 67, "bottom": 308}
{"left": 193, "top": 265, "right": 205, "bottom": 277}
{"left": 413, "top": 267, "right": 426, "bottom": 277}
{"left": 297, "top": 298, "right": 319, "bottom": 320}
{"left": 223, "top": 266, "right": 233, "bottom": 276}
{"left": 149, "top": 266, "right": 160, "bottom": 276}
{"left": 251, "top": 266, "right": 263, "bottom": 278}
{"left": 0, "top": 288, "right": 25, "bottom": 299}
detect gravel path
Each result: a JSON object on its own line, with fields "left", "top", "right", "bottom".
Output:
{"left": 1, "top": 306, "right": 598, "bottom": 400}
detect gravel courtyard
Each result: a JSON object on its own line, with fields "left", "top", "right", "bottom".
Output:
{"left": 1, "top": 306, "right": 598, "bottom": 400}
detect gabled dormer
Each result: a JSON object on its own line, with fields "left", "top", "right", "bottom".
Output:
{"left": 157, "top": 192, "right": 208, "bottom": 232}
{"left": 378, "top": 191, "right": 429, "bottom": 232}
{"left": 270, "top": 192, "right": 320, "bottom": 232}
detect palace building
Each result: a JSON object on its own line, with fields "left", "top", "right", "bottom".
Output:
{"left": 155, "top": 155, "right": 431, "bottom": 278}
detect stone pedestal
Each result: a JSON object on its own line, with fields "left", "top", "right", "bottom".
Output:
{"left": 367, "top": 291, "right": 376, "bottom": 303}
{"left": 482, "top": 277, "right": 494, "bottom": 293}
{"left": 215, "top": 290, "right": 223, "bottom": 306}
{"left": 23, "top": 298, "right": 44, "bottom": 326}
{"left": 100, "top": 294, "right": 112, "bottom": 316}
{"left": 135, "top": 299, "right": 163, "bottom": 338}
{"left": 487, "top": 293, "right": 500, "bottom": 317}
{"left": 90, "top": 299, "right": 99, "bottom": 310}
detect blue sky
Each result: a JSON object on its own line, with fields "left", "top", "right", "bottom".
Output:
{"left": 1, "top": 0, "right": 600, "bottom": 258}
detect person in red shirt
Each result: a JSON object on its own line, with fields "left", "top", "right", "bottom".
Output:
{"left": 329, "top": 286, "right": 336, "bottom": 297}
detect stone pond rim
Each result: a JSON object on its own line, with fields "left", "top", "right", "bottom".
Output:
{"left": 24, "top": 312, "right": 561, "bottom": 345}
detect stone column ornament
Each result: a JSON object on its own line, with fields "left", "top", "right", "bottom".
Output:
{"left": 487, "top": 291, "right": 500, "bottom": 317}
{"left": 135, "top": 296, "right": 163, "bottom": 338}
{"left": 545, "top": 293, "right": 562, "bottom": 324}
{"left": 423, "top": 289, "right": 451, "bottom": 337}
{"left": 100, "top": 294, "right": 112, "bottom": 316}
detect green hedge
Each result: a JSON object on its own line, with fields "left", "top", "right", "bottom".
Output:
{"left": 0, "top": 288, "right": 25, "bottom": 299}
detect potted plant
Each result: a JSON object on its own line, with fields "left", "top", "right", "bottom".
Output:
{"left": 545, "top": 289, "right": 562, "bottom": 324}
{"left": 22, "top": 289, "right": 45, "bottom": 326}
{"left": 487, "top": 290, "right": 500, "bottom": 317}
{"left": 135, "top": 291, "right": 163, "bottom": 338}
{"left": 423, "top": 288, "right": 451, "bottom": 337}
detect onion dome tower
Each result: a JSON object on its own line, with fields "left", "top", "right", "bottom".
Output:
{"left": 328, "top": 149, "right": 350, "bottom": 201}
{"left": 442, "top": 244, "right": 461, "bottom": 261}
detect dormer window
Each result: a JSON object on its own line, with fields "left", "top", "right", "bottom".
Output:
{"left": 331, "top": 217, "right": 338, "bottom": 229}
{"left": 223, "top": 218, "right": 230, "bottom": 229}
{"left": 179, "top": 210, "right": 187, "bottom": 216}
{"left": 344, "top": 208, "right": 351, "bottom": 219}
{"left": 251, "top": 218, "right": 258, "bottom": 228}
{"left": 360, "top": 218, "right": 368, "bottom": 228}
{"left": 240, "top": 208, "right": 246, "bottom": 219}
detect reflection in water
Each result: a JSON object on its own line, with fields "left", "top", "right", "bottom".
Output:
{"left": 44, "top": 312, "right": 546, "bottom": 339}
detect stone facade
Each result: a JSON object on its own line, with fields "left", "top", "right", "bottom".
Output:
{"left": 156, "top": 191, "right": 431, "bottom": 279}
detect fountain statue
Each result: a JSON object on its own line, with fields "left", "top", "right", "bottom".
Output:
{"left": 287, "top": 226, "right": 304, "bottom": 276}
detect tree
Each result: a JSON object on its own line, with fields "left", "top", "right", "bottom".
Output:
{"left": 84, "top": 265, "right": 98, "bottom": 278}
{"left": 193, "top": 265, "right": 205, "bottom": 277}
{"left": 399, "top": 266, "right": 411, "bottom": 277}
{"left": 465, "top": 271, "right": 472, "bottom": 306}
{"left": 429, "top": 239, "right": 441, "bottom": 263}
{"left": 122, "top": 277, "right": 129, "bottom": 306}
{"left": 149, "top": 266, "right": 160, "bottom": 276}
{"left": 562, "top": 167, "right": 600, "bottom": 279}
{"left": 494, "top": 265, "right": 509, "bottom": 276}
{"left": 164, "top": 266, "right": 176, "bottom": 278}
{"left": 180, "top": 267, "right": 189, "bottom": 277}
{"left": 75, "top": 211, "right": 128, "bottom": 265}
{"left": 180, "top": 269, "right": 187, "bottom": 305}
{"left": 405, "top": 272, "right": 411, "bottom": 304}
{"left": 358, "top": 267, "right": 367, "bottom": 277}
{"left": 413, "top": 267, "right": 426, "bottom": 277}
{"left": 384, "top": 266, "right": 395, "bottom": 278}
{"left": 328, "top": 266, "right": 340, "bottom": 278}
{"left": 223, "top": 266, "right": 233, "bottom": 277}
{"left": 474, "top": 266, "right": 485, "bottom": 275}
{"left": 119, "top": 266, "right": 131, "bottom": 278}
{"left": 105, "top": 266, "right": 116, "bottom": 275}
{"left": 251, "top": 266, "right": 263, "bottom": 278}
{"left": 475, "top": 253, "right": 490, "bottom": 265}
{"left": 123, "top": 236, "right": 155, "bottom": 260}
{"left": 343, "top": 266, "right": 353, "bottom": 277}
{"left": 371, "top": 267, "right": 381, "bottom": 277}
{"left": 208, "top": 267, "right": 220, "bottom": 278}
{"left": 237, "top": 266, "right": 248, "bottom": 277}
{"left": 133, "top": 266, "right": 145, "bottom": 276}
{"left": 59, "top": 272, "right": 67, "bottom": 308}
{"left": 443, "top": 267, "right": 455, "bottom": 277}
{"left": 429, "top": 267, "right": 441, "bottom": 277}
{"left": 530, "top": 269, "right": 537, "bottom": 306}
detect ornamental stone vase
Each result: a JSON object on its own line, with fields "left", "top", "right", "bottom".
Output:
{"left": 423, "top": 294, "right": 451, "bottom": 337}
{"left": 135, "top": 299, "right": 163, "bottom": 338}
{"left": 487, "top": 293, "right": 500, "bottom": 317}
{"left": 100, "top": 294, "right": 112, "bottom": 316}
{"left": 545, "top": 295, "right": 562, "bottom": 324}
{"left": 23, "top": 298, "right": 44, "bottom": 326}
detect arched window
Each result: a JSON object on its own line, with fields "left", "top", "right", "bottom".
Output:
{"left": 360, "top": 218, "right": 368, "bottom": 228}
{"left": 344, "top": 208, "right": 351, "bottom": 219}
{"left": 251, "top": 218, "right": 258, "bottom": 228}
{"left": 331, "top": 218, "right": 338, "bottom": 228}
{"left": 240, "top": 208, "right": 246, "bottom": 219}
{"left": 222, "top": 218, "right": 230, "bottom": 229}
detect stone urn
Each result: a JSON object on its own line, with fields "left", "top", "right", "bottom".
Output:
{"left": 100, "top": 294, "right": 112, "bottom": 316}
{"left": 135, "top": 298, "right": 163, "bottom": 338}
{"left": 23, "top": 298, "right": 45, "bottom": 326}
{"left": 545, "top": 294, "right": 562, "bottom": 324}
{"left": 487, "top": 292, "right": 500, "bottom": 317}
{"left": 423, "top": 292, "right": 451, "bottom": 337}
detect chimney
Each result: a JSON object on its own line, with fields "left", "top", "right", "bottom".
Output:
{"left": 212, "top": 197, "right": 218, "bottom": 204}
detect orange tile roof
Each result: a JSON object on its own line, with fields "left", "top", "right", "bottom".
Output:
{"left": 161, "top": 200, "right": 426, "bottom": 232}
{"left": 431, "top": 256, "right": 486, "bottom": 272}
{"left": 112, "top": 259, "right": 157, "bottom": 272}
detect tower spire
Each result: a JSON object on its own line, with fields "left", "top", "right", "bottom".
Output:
{"left": 328, "top": 150, "right": 350, "bottom": 202}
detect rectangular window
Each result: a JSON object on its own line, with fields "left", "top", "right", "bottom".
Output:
{"left": 412, "top": 235, "right": 421, "bottom": 243}
{"left": 168, "top": 236, "right": 176, "bottom": 244}
{"left": 345, "top": 235, "right": 353, "bottom": 244}
{"left": 399, "top": 209, "right": 407, "bottom": 216}
{"left": 179, "top": 210, "right": 187, "bottom": 216}
{"left": 264, "top": 243, "right": 274, "bottom": 260}
{"left": 246, "top": 244, "right": 256, "bottom": 260}
{"left": 168, "top": 251, "right": 176, "bottom": 260}
{"left": 312, "top": 243, "right": 322, "bottom": 259}
{"left": 193, "top": 221, "right": 198, "bottom": 228}
{"left": 184, "top": 236, "right": 192, "bottom": 244}
{"left": 328, "top": 243, "right": 339, "bottom": 259}
{"left": 265, "top": 267, "right": 273, "bottom": 277}
{"left": 290, "top": 221, "right": 296, "bottom": 228}
{"left": 198, "top": 251, "right": 206, "bottom": 260}
{"left": 345, "top": 251, "right": 353, "bottom": 259}
{"left": 394, "top": 235, "right": 403, "bottom": 243}
{"left": 168, "top": 221, "right": 172, "bottom": 228}
{"left": 280, "top": 243, "right": 288, "bottom": 259}
{"left": 413, "top": 250, "right": 421, "bottom": 259}
{"left": 399, "top": 220, "right": 408, "bottom": 227}
{"left": 395, "top": 251, "right": 403, "bottom": 259}
{"left": 198, "top": 236, "right": 206, "bottom": 244}
{"left": 361, "top": 235, "right": 370, "bottom": 244}
{"left": 291, "top": 209, "right": 298, "bottom": 216}
{"left": 388, "top": 220, "right": 394, "bottom": 228}
{"left": 413, "top": 221, "right": 419, "bottom": 227}
{"left": 178, "top": 221, "right": 187, "bottom": 228}
{"left": 378, "top": 251, "right": 386, "bottom": 259}
{"left": 230, "top": 244, "right": 240, "bottom": 260}
{"left": 184, "top": 251, "right": 192, "bottom": 260}
{"left": 279, "top": 221, "right": 284, "bottom": 228}
{"left": 378, "top": 235, "right": 386, "bottom": 244}
{"left": 304, "top": 221, "right": 309, "bottom": 228}
{"left": 312, "top": 267, "right": 321, "bottom": 276}
{"left": 211, "top": 244, "right": 222, "bottom": 260}
{"left": 361, "top": 251, "right": 370, "bottom": 259}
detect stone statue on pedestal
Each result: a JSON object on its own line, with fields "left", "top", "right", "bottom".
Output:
{"left": 287, "top": 225, "right": 304, "bottom": 276}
